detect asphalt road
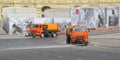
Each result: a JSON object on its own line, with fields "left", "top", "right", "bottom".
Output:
{"left": 0, "top": 47, "right": 120, "bottom": 60}
{"left": 0, "top": 34, "right": 120, "bottom": 60}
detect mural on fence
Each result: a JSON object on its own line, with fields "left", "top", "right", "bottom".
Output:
{"left": 107, "top": 6, "right": 119, "bottom": 26}
{"left": 95, "top": 7, "right": 106, "bottom": 28}
{"left": 4, "top": 6, "right": 119, "bottom": 35}
{"left": 71, "top": 6, "right": 119, "bottom": 28}
{"left": 8, "top": 18, "right": 71, "bottom": 34}
{"left": 83, "top": 8, "right": 95, "bottom": 28}
{"left": 9, "top": 18, "right": 34, "bottom": 35}
{"left": 71, "top": 7, "right": 81, "bottom": 26}
{"left": 71, "top": 7, "right": 95, "bottom": 28}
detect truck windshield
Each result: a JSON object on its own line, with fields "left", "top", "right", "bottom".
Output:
{"left": 73, "top": 28, "right": 87, "bottom": 32}
{"left": 34, "top": 25, "right": 38, "bottom": 28}
{"left": 30, "top": 25, "right": 39, "bottom": 28}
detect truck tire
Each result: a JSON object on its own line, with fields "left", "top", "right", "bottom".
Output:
{"left": 40, "top": 33, "right": 45, "bottom": 38}
{"left": 32, "top": 33, "right": 36, "bottom": 38}
{"left": 84, "top": 42, "right": 88, "bottom": 46}
{"left": 25, "top": 33, "right": 29, "bottom": 37}
{"left": 51, "top": 33, "right": 57, "bottom": 37}
{"left": 82, "top": 41, "right": 88, "bottom": 46}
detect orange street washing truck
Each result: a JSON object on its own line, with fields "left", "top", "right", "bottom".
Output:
{"left": 66, "top": 26, "right": 89, "bottom": 46}
{"left": 26, "top": 24, "right": 60, "bottom": 38}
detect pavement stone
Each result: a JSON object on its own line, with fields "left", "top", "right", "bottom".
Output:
{"left": 91, "top": 39, "right": 120, "bottom": 48}
{"left": 89, "top": 33, "right": 120, "bottom": 39}
{"left": 0, "top": 28, "right": 6, "bottom": 35}
{"left": 90, "top": 33, "right": 120, "bottom": 48}
{"left": 0, "top": 21, "right": 6, "bottom": 35}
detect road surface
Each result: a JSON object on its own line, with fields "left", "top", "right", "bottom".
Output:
{"left": 0, "top": 33, "right": 120, "bottom": 60}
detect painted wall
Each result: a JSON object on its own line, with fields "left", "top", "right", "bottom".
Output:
{"left": 3, "top": 6, "right": 120, "bottom": 35}
{"left": 71, "top": 6, "right": 119, "bottom": 28}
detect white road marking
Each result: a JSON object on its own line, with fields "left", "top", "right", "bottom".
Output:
{"left": 0, "top": 45, "right": 72, "bottom": 51}
{"left": 0, "top": 37, "right": 30, "bottom": 39}
{"left": 77, "top": 58, "right": 83, "bottom": 60}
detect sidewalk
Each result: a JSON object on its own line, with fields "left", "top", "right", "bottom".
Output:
{"left": 90, "top": 33, "right": 120, "bottom": 48}
{"left": 89, "top": 28, "right": 120, "bottom": 36}
{"left": 89, "top": 28, "right": 120, "bottom": 48}
{"left": 90, "top": 33, "right": 120, "bottom": 39}
{"left": 0, "top": 21, "right": 6, "bottom": 35}
{"left": 0, "top": 27, "right": 6, "bottom": 35}
{"left": 91, "top": 38, "right": 120, "bottom": 48}
{"left": 0, "top": 27, "right": 29, "bottom": 39}
{"left": 0, "top": 26, "right": 26, "bottom": 39}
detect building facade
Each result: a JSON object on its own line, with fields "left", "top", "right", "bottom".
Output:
{"left": 0, "top": 0, "right": 120, "bottom": 17}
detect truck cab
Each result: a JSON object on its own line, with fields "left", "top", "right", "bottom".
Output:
{"left": 66, "top": 26, "right": 89, "bottom": 46}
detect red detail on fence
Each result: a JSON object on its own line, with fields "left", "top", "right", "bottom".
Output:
{"left": 75, "top": 9, "right": 79, "bottom": 15}
{"left": 112, "top": 9, "right": 115, "bottom": 14}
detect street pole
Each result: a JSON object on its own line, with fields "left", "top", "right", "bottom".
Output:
{"left": 12, "top": 0, "right": 14, "bottom": 7}
{"left": 34, "top": 0, "right": 37, "bottom": 8}
{"left": 106, "top": 7, "right": 109, "bottom": 29}
{"left": 118, "top": 6, "right": 120, "bottom": 27}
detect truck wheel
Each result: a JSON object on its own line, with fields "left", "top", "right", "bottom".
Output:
{"left": 52, "top": 33, "right": 57, "bottom": 37}
{"left": 84, "top": 42, "right": 88, "bottom": 46}
{"left": 40, "top": 33, "right": 45, "bottom": 38}
{"left": 25, "top": 33, "right": 29, "bottom": 37}
{"left": 83, "top": 42, "right": 88, "bottom": 46}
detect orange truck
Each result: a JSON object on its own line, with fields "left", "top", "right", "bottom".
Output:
{"left": 26, "top": 24, "right": 60, "bottom": 38}
{"left": 66, "top": 26, "right": 89, "bottom": 46}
